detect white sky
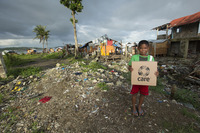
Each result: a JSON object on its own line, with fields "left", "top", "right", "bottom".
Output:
{"left": 0, "top": 0, "right": 199, "bottom": 48}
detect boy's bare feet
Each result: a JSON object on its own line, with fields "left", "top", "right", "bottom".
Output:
{"left": 138, "top": 108, "right": 144, "bottom": 116}
{"left": 133, "top": 110, "right": 138, "bottom": 116}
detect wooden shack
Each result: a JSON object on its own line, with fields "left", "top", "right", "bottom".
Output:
{"left": 149, "top": 40, "right": 169, "bottom": 57}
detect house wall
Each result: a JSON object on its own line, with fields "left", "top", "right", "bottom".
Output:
{"left": 169, "top": 42, "right": 181, "bottom": 56}
{"left": 172, "top": 22, "right": 199, "bottom": 39}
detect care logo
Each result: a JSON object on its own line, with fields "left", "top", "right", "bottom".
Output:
{"left": 138, "top": 66, "right": 150, "bottom": 76}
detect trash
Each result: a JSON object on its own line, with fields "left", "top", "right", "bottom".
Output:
{"left": 63, "top": 89, "right": 69, "bottom": 94}
{"left": 39, "top": 96, "right": 52, "bottom": 103}
{"left": 84, "top": 78, "right": 88, "bottom": 81}
{"left": 74, "top": 72, "right": 82, "bottom": 75}
{"left": 89, "top": 107, "right": 99, "bottom": 115}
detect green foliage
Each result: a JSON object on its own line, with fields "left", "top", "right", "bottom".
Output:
{"left": 7, "top": 67, "right": 41, "bottom": 78}
{"left": 174, "top": 89, "right": 199, "bottom": 109}
{"left": 122, "top": 72, "right": 131, "bottom": 84}
{"left": 60, "top": 0, "right": 83, "bottom": 12}
{"left": 0, "top": 93, "right": 3, "bottom": 104}
{"left": 79, "top": 61, "right": 108, "bottom": 72}
{"left": 162, "top": 121, "right": 198, "bottom": 133}
{"left": 149, "top": 78, "right": 165, "bottom": 94}
{"left": 3, "top": 53, "right": 32, "bottom": 68}
{"left": 42, "top": 52, "right": 63, "bottom": 59}
{"left": 33, "top": 25, "right": 50, "bottom": 51}
{"left": 70, "top": 18, "right": 78, "bottom": 23}
{"left": 181, "top": 108, "right": 200, "bottom": 123}
{"left": 150, "top": 77, "right": 199, "bottom": 110}
{"left": 97, "top": 82, "right": 109, "bottom": 91}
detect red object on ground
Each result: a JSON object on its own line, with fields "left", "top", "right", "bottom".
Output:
{"left": 39, "top": 96, "right": 52, "bottom": 103}
{"left": 111, "top": 70, "right": 114, "bottom": 72}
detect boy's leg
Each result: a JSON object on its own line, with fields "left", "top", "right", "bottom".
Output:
{"left": 132, "top": 94, "right": 138, "bottom": 116}
{"left": 138, "top": 94, "right": 145, "bottom": 115}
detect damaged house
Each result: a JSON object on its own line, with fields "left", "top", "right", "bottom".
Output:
{"left": 153, "top": 11, "right": 200, "bottom": 58}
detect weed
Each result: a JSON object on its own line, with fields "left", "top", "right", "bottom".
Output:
{"left": 149, "top": 78, "right": 165, "bottom": 94}
{"left": 3, "top": 53, "right": 34, "bottom": 67}
{"left": 80, "top": 61, "right": 107, "bottom": 72}
{"left": 42, "top": 52, "right": 63, "bottom": 59}
{"left": 0, "top": 93, "right": 3, "bottom": 103}
{"left": 181, "top": 108, "right": 200, "bottom": 123}
{"left": 174, "top": 89, "right": 199, "bottom": 110}
{"left": 97, "top": 82, "right": 109, "bottom": 91}
{"left": 7, "top": 67, "right": 41, "bottom": 78}
{"left": 162, "top": 121, "right": 198, "bottom": 133}
{"left": 122, "top": 72, "right": 131, "bottom": 84}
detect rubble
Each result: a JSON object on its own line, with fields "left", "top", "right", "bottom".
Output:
{"left": 0, "top": 57, "right": 199, "bottom": 132}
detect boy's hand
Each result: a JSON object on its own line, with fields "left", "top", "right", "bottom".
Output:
{"left": 128, "top": 66, "right": 133, "bottom": 72}
{"left": 154, "top": 71, "right": 159, "bottom": 77}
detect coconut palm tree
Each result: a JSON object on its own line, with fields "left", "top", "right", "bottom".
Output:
{"left": 33, "top": 25, "right": 46, "bottom": 52}
{"left": 44, "top": 30, "right": 50, "bottom": 53}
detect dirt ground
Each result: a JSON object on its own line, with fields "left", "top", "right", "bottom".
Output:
{"left": 1, "top": 56, "right": 200, "bottom": 132}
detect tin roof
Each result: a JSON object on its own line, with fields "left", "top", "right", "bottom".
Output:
{"left": 169, "top": 11, "right": 200, "bottom": 28}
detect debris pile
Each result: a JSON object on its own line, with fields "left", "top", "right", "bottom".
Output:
{"left": 0, "top": 57, "right": 200, "bottom": 132}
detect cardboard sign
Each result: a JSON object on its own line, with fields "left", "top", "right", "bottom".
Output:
{"left": 131, "top": 61, "right": 157, "bottom": 86}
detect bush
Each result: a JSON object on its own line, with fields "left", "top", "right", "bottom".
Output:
{"left": 7, "top": 67, "right": 41, "bottom": 78}
{"left": 3, "top": 53, "right": 23, "bottom": 67}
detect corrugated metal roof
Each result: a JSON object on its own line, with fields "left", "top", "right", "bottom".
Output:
{"left": 169, "top": 11, "right": 200, "bottom": 28}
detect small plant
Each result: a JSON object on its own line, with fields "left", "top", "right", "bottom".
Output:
{"left": 42, "top": 52, "right": 63, "bottom": 59}
{"left": 161, "top": 120, "right": 198, "bottom": 133}
{"left": 97, "top": 82, "right": 109, "bottom": 91}
{"left": 7, "top": 67, "right": 41, "bottom": 78}
{"left": 174, "top": 89, "right": 199, "bottom": 109}
{"left": 181, "top": 108, "right": 200, "bottom": 123}
{"left": 149, "top": 78, "right": 165, "bottom": 94}
{"left": 0, "top": 93, "right": 3, "bottom": 104}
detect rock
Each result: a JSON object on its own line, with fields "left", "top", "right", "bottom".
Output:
{"left": 171, "top": 99, "right": 177, "bottom": 104}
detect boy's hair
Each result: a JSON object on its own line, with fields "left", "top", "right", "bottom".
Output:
{"left": 138, "top": 40, "right": 149, "bottom": 48}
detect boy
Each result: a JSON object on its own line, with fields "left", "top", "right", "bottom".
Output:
{"left": 128, "top": 40, "right": 159, "bottom": 116}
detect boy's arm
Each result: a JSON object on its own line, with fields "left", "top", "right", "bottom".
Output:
{"left": 128, "top": 65, "right": 133, "bottom": 72}
{"left": 154, "top": 71, "right": 159, "bottom": 77}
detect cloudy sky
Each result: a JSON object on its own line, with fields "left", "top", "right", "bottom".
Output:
{"left": 0, "top": 0, "right": 199, "bottom": 48}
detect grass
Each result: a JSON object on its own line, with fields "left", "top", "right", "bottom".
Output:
{"left": 149, "top": 77, "right": 165, "bottom": 94}
{"left": 7, "top": 67, "right": 41, "bottom": 78}
{"left": 0, "top": 93, "right": 3, "bottom": 104}
{"left": 149, "top": 77, "right": 200, "bottom": 110}
{"left": 174, "top": 89, "right": 199, "bottom": 110}
{"left": 3, "top": 53, "right": 34, "bottom": 68}
{"left": 97, "top": 82, "right": 109, "bottom": 91}
{"left": 162, "top": 120, "right": 199, "bottom": 133}
{"left": 3, "top": 52, "right": 71, "bottom": 78}
{"left": 180, "top": 108, "right": 200, "bottom": 123}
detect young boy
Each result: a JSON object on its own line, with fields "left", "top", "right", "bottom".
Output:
{"left": 128, "top": 40, "right": 159, "bottom": 116}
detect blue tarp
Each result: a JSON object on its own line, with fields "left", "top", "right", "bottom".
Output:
{"left": 79, "top": 41, "right": 92, "bottom": 48}
{"left": 113, "top": 44, "right": 121, "bottom": 48}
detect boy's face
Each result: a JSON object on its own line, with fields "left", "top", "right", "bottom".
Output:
{"left": 138, "top": 44, "right": 149, "bottom": 56}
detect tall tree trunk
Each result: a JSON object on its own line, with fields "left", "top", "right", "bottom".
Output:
{"left": 42, "top": 40, "right": 45, "bottom": 53}
{"left": 46, "top": 40, "right": 48, "bottom": 53}
{"left": 72, "top": 11, "right": 78, "bottom": 57}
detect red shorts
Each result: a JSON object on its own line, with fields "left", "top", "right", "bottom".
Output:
{"left": 130, "top": 85, "right": 149, "bottom": 95}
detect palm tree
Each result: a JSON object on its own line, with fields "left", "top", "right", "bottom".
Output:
{"left": 60, "top": 0, "right": 83, "bottom": 58}
{"left": 33, "top": 25, "right": 46, "bottom": 52}
{"left": 44, "top": 30, "right": 50, "bottom": 53}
